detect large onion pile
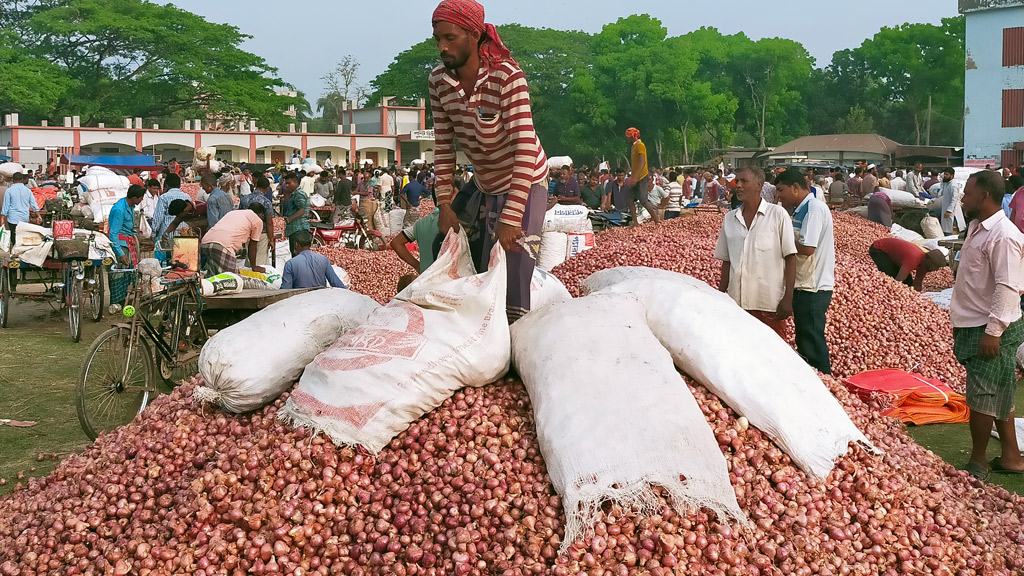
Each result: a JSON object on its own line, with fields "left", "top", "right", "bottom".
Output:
{"left": 3, "top": 373, "right": 1024, "bottom": 575}
{"left": 316, "top": 246, "right": 409, "bottom": 304}
{"left": 551, "top": 212, "right": 965, "bottom": 389}
{"left": 5, "top": 208, "right": 1018, "bottom": 574}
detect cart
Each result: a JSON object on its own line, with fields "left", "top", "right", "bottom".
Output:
{"left": 201, "top": 287, "right": 316, "bottom": 330}
{"left": 0, "top": 235, "right": 110, "bottom": 341}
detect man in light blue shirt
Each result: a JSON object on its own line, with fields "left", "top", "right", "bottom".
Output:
{"left": 280, "top": 230, "right": 345, "bottom": 289}
{"left": 204, "top": 172, "right": 234, "bottom": 229}
{"left": 152, "top": 173, "right": 191, "bottom": 262}
{"left": 0, "top": 173, "right": 39, "bottom": 234}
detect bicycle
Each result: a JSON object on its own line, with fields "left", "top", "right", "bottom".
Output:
{"left": 76, "top": 265, "right": 208, "bottom": 440}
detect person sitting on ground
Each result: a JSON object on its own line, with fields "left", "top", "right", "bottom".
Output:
{"left": 869, "top": 237, "right": 947, "bottom": 292}
{"left": 280, "top": 230, "right": 346, "bottom": 289}
{"left": 390, "top": 203, "right": 442, "bottom": 274}
{"left": 200, "top": 204, "right": 267, "bottom": 276}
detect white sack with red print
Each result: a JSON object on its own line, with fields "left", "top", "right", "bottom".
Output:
{"left": 195, "top": 289, "right": 380, "bottom": 414}
{"left": 280, "top": 229, "right": 510, "bottom": 453}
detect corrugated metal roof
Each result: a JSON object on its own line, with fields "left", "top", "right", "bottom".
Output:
{"left": 768, "top": 134, "right": 902, "bottom": 156}
{"left": 959, "top": 0, "right": 1024, "bottom": 14}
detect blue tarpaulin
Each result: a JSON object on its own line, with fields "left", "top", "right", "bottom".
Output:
{"left": 61, "top": 154, "right": 163, "bottom": 171}
{"left": 0, "top": 154, "right": 11, "bottom": 162}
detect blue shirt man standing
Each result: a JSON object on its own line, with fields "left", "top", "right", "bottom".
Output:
{"left": 204, "top": 173, "right": 234, "bottom": 230}
{"left": 0, "top": 173, "right": 39, "bottom": 233}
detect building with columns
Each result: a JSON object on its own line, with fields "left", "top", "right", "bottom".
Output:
{"left": 0, "top": 98, "right": 435, "bottom": 171}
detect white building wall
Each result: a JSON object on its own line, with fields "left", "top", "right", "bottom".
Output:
{"left": 963, "top": 5, "right": 1024, "bottom": 163}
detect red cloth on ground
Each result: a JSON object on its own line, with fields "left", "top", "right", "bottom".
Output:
{"left": 844, "top": 369, "right": 969, "bottom": 425}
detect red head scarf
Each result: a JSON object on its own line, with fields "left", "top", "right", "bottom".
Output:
{"left": 432, "top": 0, "right": 514, "bottom": 69}
{"left": 626, "top": 127, "right": 641, "bottom": 140}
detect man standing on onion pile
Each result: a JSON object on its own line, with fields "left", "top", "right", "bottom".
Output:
{"left": 714, "top": 167, "right": 796, "bottom": 340}
{"left": 951, "top": 171, "right": 1024, "bottom": 480}
{"left": 429, "top": 0, "right": 549, "bottom": 322}
{"left": 776, "top": 168, "right": 836, "bottom": 375}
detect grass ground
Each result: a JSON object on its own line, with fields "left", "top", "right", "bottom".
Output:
{"left": 905, "top": 384, "right": 1024, "bottom": 495}
{"left": 0, "top": 297, "right": 105, "bottom": 495}
{"left": 2, "top": 294, "right": 1023, "bottom": 498}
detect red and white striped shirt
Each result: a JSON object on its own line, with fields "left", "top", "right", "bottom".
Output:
{"left": 428, "top": 61, "right": 548, "bottom": 227}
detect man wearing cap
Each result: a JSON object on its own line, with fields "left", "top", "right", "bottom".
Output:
{"left": 429, "top": 0, "right": 549, "bottom": 322}
{"left": 626, "top": 127, "right": 661, "bottom": 224}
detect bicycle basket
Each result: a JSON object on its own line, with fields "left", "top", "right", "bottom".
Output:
{"left": 54, "top": 238, "right": 90, "bottom": 261}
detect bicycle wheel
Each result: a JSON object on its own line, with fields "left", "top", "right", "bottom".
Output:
{"left": 156, "top": 309, "right": 204, "bottom": 386}
{"left": 88, "top": 266, "right": 104, "bottom": 322}
{"left": 0, "top": 267, "right": 9, "bottom": 329}
{"left": 66, "top": 265, "right": 82, "bottom": 342}
{"left": 76, "top": 327, "right": 154, "bottom": 440}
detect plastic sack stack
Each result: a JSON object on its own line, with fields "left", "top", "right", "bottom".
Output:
{"left": 195, "top": 290, "right": 379, "bottom": 413}
{"left": 280, "top": 230, "right": 511, "bottom": 453}
{"left": 584, "top": 267, "right": 877, "bottom": 480}
{"left": 78, "top": 167, "right": 130, "bottom": 224}
{"left": 511, "top": 293, "right": 747, "bottom": 552}
{"left": 538, "top": 205, "right": 593, "bottom": 271}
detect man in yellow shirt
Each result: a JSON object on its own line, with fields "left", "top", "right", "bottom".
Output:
{"left": 626, "top": 127, "right": 661, "bottom": 224}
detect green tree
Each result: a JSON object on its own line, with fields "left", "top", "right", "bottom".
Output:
{"left": 365, "top": 40, "right": 437, "bottom": 109}
{"left": 824, "top": 16, "right": 965, "bottom": 145}
{"left": 0, "top": 29, "right": 73, "bottom": 121}
{"left": 12, "top": 0, "right": 297, "bottom": 129}
{"left": 318, "top": 55, "right": 363, "bottom": 125}
{"left": 836, "top": 105, "right": 875, "bottom": 134}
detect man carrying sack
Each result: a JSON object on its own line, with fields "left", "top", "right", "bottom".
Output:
{"left": 429, "top": 0, "right": 549, "bottom": 322}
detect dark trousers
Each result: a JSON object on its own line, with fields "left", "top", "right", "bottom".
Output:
{"left": 869, "top": 246, "right": 913, "bottom": 287}
{"left": 793, "top": 290, "right": 832, "bottom": 375}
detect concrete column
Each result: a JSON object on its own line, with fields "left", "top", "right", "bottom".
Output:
{"left": 288, "top": 124, "right": 295, "bottom": 133}
{"left": 124, "top": 119, "right": 132, "bottom": 129}
{"left": 184, "top": 120, "right": 192, "bottom": 130}
{"left": 249, "top": 120, "right": 256, "bottom": 131}
{"left": 134, "top": 117, "right": 142, "bottom": 129}
{"left": 10, "top": 113, "right": 18, "bottom": 126}
{"left": 97, "top": 123, "right": 104, "bottom": 128}
{"left": 300, "top": 122, "right": 307, "bottom": 133}
{"left": 195, "top": 119, "right": 202, "bottom": 131}
{"left": 65, "top": 117, "right": 73, "bottom": 128}
{"left": 72, "top": 116, "right": 80, "bottom": 127}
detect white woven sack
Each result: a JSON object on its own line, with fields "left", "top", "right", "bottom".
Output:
{"left": 543, "top": 205, "right": 590, "bottom": 233}
{"left": 537, "top": 231, "right": 568, "bottom": 271}
{"left": 511, "top": 293, "right": 747, "bottom": 552}
{"left": 195, "top": 146, "right": 217, "bottom": 161}
{"left": 920, "top": 216, "right": 943, "bottom": 240}
{"left": 389, "top": 209, "right": 407, "bottom": 234}
{"left": 585, "top": 268, "right": 877, "bottom": 480}
{"left": 280, "top": 229, "right": 510, "bottom": 453}
{"left": 890, "top": 223, "right": 924, "bottom": 244}
{"left": 0, "top": 162, "right": 24, "bottom": 178}
{"left": 195, "top": 289, "right": 379, "bottom": 413}
{"left": 529, "top": 268, "right": 571, "bottom": 312}
{"left": 877, "top": 188, "right": 926, "bottom": 209}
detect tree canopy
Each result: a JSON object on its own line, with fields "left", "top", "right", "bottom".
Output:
{"left": 0, "top": 0, "right": 300, "bottom": 130}
{"left": 367, "top": 15, "right": 966, "bottom": 166}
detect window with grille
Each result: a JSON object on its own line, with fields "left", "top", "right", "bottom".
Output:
{"left": 1004, "top": 89, "right": 1024, "bottom": 128}
{"left": 1005, "top": 27, "right": 1024, "bottom": 67}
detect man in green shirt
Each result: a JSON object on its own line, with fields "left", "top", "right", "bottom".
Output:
{"left": 580, "top": 172, "right": 603, "bottom": 210}
{"left": 389, "top": 209, "right": 442, "bottom": 273}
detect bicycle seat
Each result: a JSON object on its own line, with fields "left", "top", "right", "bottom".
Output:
{"left": 311, "top": 221, "right": 337, "bottom": 230}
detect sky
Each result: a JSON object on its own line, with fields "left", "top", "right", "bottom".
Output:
{"left": 171, "top": 0, "right": 960, "bottom": 105}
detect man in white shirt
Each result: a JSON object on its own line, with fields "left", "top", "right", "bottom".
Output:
{"left": 907, "top": 163, "right": 927, "bottom": 197}
{"left": 714, "top": 167, "right": 797, "bottom": 339}
{"left": 646, "top": 178, "right": 670, "bottom": 223}
{"left": 890, "top": 170, "right": 907, "bottom": 191}
{"left": 299, "top": 170, "right": 317, "bottom": 197}
{"left": 378, "top": 169, "right": 395, "bottom": 211}
{"left": 951, "top": 170, "right": 1024, "bottom": 480}
{"left": 776, "top": 168, "right": 836, "bottom": 375}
